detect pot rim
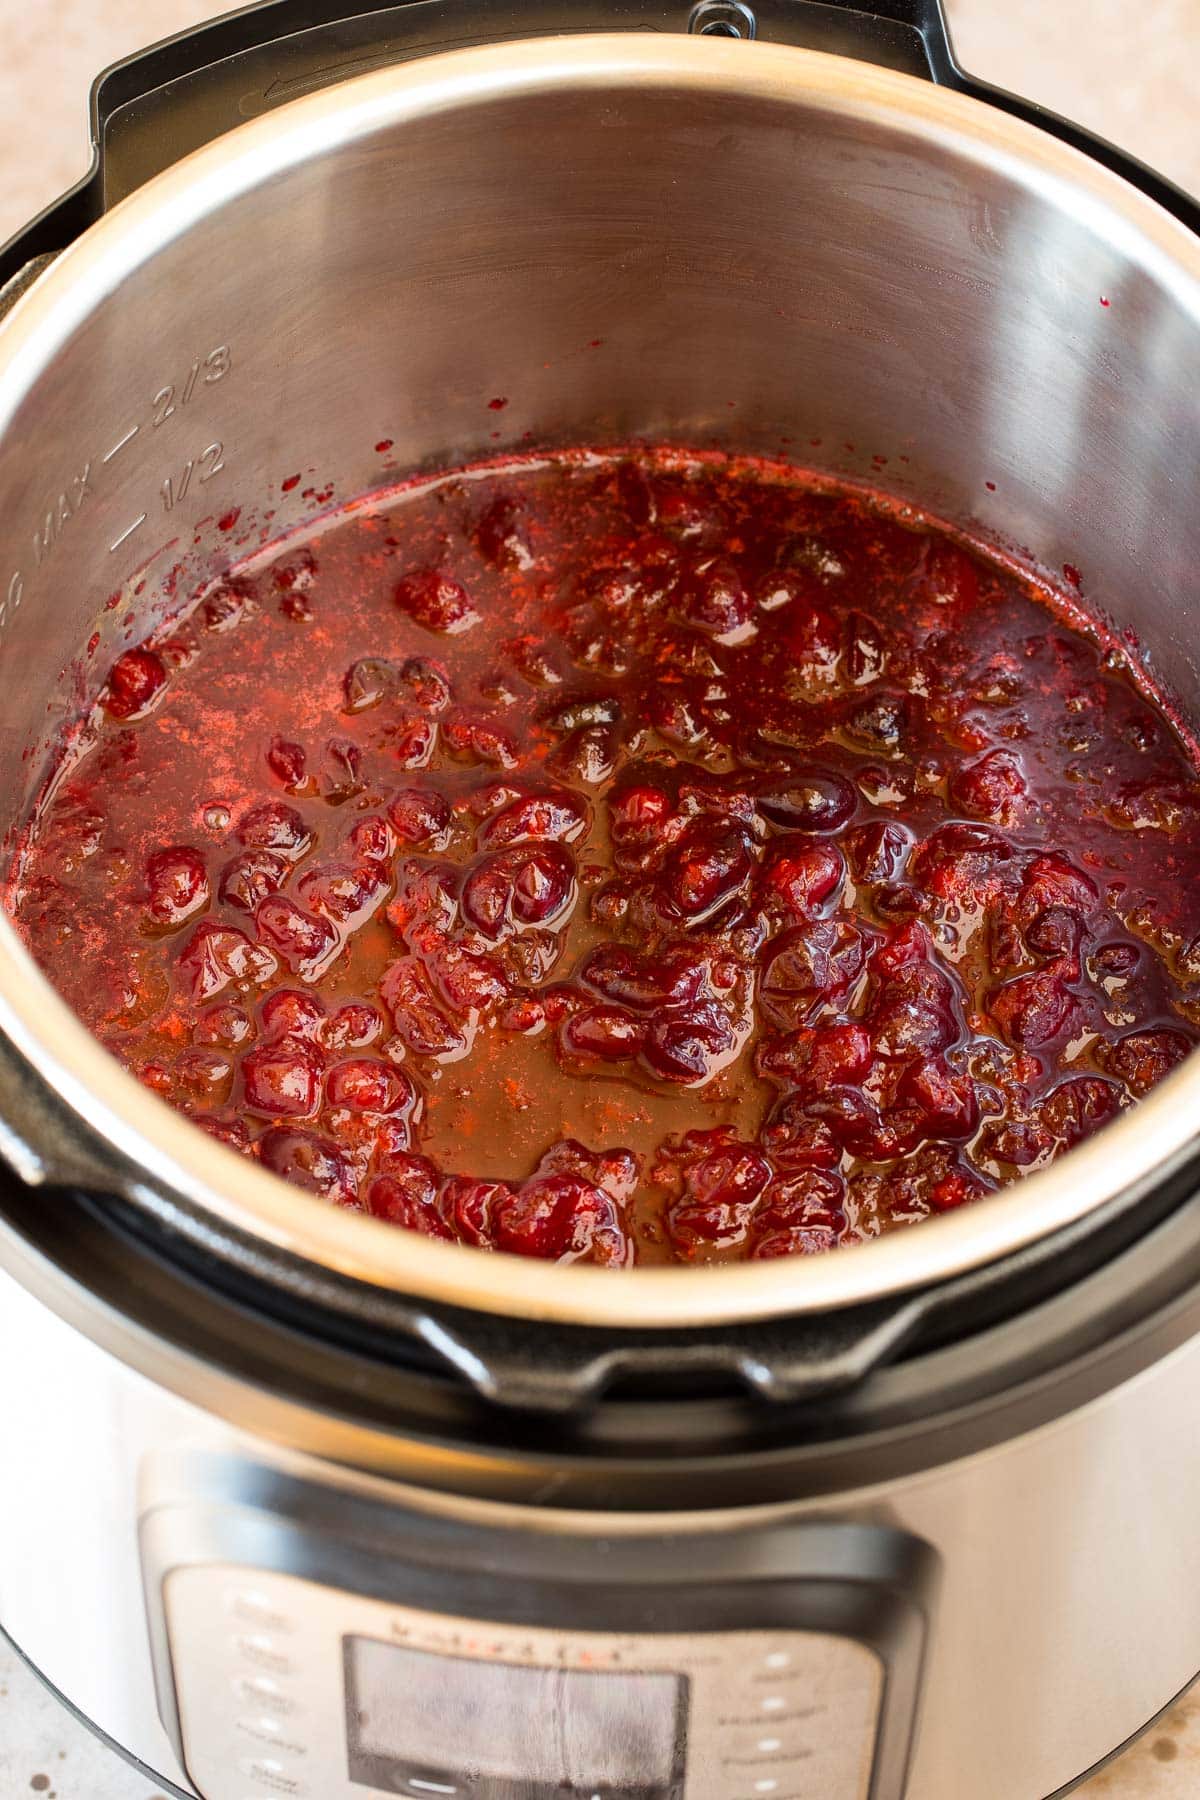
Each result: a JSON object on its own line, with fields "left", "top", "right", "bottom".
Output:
{"left": 1, "top": 33, "right": 1199, "bottom": 1331}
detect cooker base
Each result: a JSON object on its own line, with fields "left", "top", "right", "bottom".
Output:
{"left": 4, "top": 1613, "right": 1197, "bottom": 1800}
{"left": 1045, "top": 1671, "right": 1200, "bottom": 1798}
{"left": 0, "top": 1624, "right": 192, "bottom": 1800}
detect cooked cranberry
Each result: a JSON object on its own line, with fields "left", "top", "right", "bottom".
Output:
{"left": 462, "top": 845, "right": 575, "bottom": 939}
{"left": 194, "top": 1113, "right": 251, "bottom": 1151}
{"left": 928, "top": 1169, "right": 978, "bottom": 1211}
{"left": 1016, "top": 855, "right": 1098, "bottom": 924}
{"left": 754, "top": 1220, "right": 842, "bottom": 1257}
{"left": 1093, "top": 940, "right": 1141, "bottom": 979}
{"left": 202, "top": 582, "right": 250, "bottom": 633}
{"left": 899, "top": 1055, "right": 978, "bottom": 1138}
{"left": 510, "top": 845, "right": 575, "bottom": 925}
{"left": 680, "top": 559, "right": 754, "bottom": 641}
{"left": 298, "top": 860, "right": 385, "bottom": 923}
{"left": 343, "top": 657, "right": 398, "bottom": 713}
{"left": 561, "top": 1005, "right": 646, "bottom": 1062}
{"left": 195, "top": 1001, "right": 253, "bottom": 1047}
{"left": 177, "top": 922, "right": 278, "bottom": 1000}
{"left": 394, "top": 568, "right": 479, "bottom": 634}
{"left": 256, "top": 896, "right": 338, "bottom": 972}
{"left": 366, "top": 1161, "right": 453, "bottom": 1237}
{"left": 758, "top": 769, "right": 855, "bottom": 834}
{"left": 845, "top": 611, "right": 887, "bottom": 685}
{"left": 243, "top": 1044, "right": 322, "bottom": 1117}
{"left": 546, "top": 723, "right": 619, "bottom": 786}
{"left": 643, "top": 1001, "right": 737, "bottom": 1084}
{"left": 581, "top": 945, "right": 705, "bottom": 1012}
{"left": 388, "top": 788, "right": 452, "bottom": 848}
{"left": 103, "top": 647, "right": 167, "bottom": 719}
{"left": 540, "top": 691, "right": 623, "bottom": 735}
{"left": 145, "top": 846, "right": 209, "bottom": 929}
{"left": 426, "top": 943, "right": 508, "bottom": 1012}
{"left": 846, "top": 690, "right": 909, "bottom": 751}
{"left": 759, "top": 1021, "right": 872, "bottom": 1094}
{"left": 477, "top": 788, "right": 589, "bottom": 849}
{"left": 872, "top": 920, "right": 933, "bottom": 977}
{"left": 1042, "top": 1075, "right": 1122, "bottom": 1143}
{"left": 1026, "top": 905, "right": 1083, "bottom": 970}
{"left": 660, "top": 823, "right": 753, "bottom": 923}
{"left": 1104, "top": 1027, "right": 1192, "bottom": 1096}
{"left": 491, "top": 1174, "right": 631, "bottom": 1265}
{"left": 845, "top": 819, "right": 912, "bottom": 884}
{"left": 319, "top": 1000, "right": 385, "bottom": 1050}
{"left": 920, "top": 538, "right": 979, "bottom": 609}
{"left": 760, "top": 1098, "right": 841, "bottom": 1169}
{"left": 1106, "top": 777, "right": 1200, "bottom": 833}
{"left": 759, "top": 920, "right": 868, "bottom": 1028}
{"left": 345, "top": 817, "right": 396, "bottom": 868}
{"left": 667, "top": 1140, "right": 772, "bottom": 1248}
{"left": 752, "top": 1168, "right": 845, "bottom": 1256}
{"left": 321, "top": 737, "right": 363, "bottom": 802}
{"left": 380, "top": 957, "right": 468, "bottom": 1059}
{"left": 443, "top": 712, "right": 519, "bottom": 768}
{"left": 435, "top": 1176, "right": 503, "bottom": 1246}
{"left": 990, "top": 970, "right": 1072, "bottom": 1048}
{"left": 398, "top": 655, "right": 453, "bottom": 713}
{"left": 761, "top": 840, "right": 844, "bottom": 916}
{"left": 910, "top": 822, "right": 1014, "bottom": 905}
{"left": 950, "top": 748, "right": 1028, "bottom": 824}
{"left": 219, "top": 849, "right": 289, "bottom": 911}
{"left": 261, "top": 988, "right": 326, "bottom": 1043}
{"left": 173, "top": 1048, "right": 233, "bottom": 1104}
{"left": 267, "top": 737, "right": 308, "bottom": 790}
{"left": 477, "top": 495, "right": 533, "bottom": 569}
{"left": 608, "top": 780, "right": 677, "bottom": 862}
{"left": 979, "top": 1116, "right": 1054, "bottom": 1167}
{"left": 871, "top": 986, "right": 957, "bottom": 1056}
{"left": 258, "top": 1126, "right": 356, "bottom": 1202}
{"left": 326, "top": 1058, "right": 414, "bottom": 1114}
{"left": 236, "top": 800, "right": 312, "bottom": 860}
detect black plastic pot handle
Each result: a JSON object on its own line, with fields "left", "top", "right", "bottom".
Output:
{"left": 1, "top": 0, "right": 1195, "bottom": 303}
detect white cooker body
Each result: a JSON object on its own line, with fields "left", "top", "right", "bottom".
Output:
{"left": 2, "top": 1257, "right": 1199, "bottom": 1800}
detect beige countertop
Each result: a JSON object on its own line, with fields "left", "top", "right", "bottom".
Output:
{"left": 0, "top": 2, "right": 1198, "bottom": 1796}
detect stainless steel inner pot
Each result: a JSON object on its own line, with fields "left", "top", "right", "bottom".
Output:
{"left": 0, "top": 34, "right": 1198, "bottom": 1330}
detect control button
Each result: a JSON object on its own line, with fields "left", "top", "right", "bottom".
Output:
{"left": 237, "top": 1754, "right": 306, "bottom": 1795}
{"left": 236, "top": 1716, "right": 309, "bottom": 1754}
{"left": 233, "top": 1674, "right": 298, "bottom": 1716}
{"left": 226, "top": 1589, "right": 294, "bottom": 1632}
{"left": 233, "top": 1633, "right": 294, "bottom": 1675}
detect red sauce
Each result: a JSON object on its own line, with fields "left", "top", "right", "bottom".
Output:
{"left": 11, "top": 450, "right": 1200, "bottom": 1266}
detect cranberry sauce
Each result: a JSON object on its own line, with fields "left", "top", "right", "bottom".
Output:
{"left": 11, "top": 451, "right": 1200, "bottom": 1266}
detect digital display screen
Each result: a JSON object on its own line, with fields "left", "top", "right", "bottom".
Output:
{"left": 345, "top": 1635, "right": 686, "bottom": 1793}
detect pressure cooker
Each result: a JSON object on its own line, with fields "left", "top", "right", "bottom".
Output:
{"left": 0, "top": 2, "right": 1198, "bottom": 1796}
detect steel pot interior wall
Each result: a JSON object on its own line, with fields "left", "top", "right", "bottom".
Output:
{"left": 0, "top": 38, "right": 1198, "bottom": 1322}
{"left": 3, "top": 40, "right": 1199, "bottom": 815}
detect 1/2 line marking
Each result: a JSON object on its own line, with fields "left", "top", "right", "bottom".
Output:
{"left": 102, "top": 424, "right": 139, "bottom": 464}
{"left": 109, "top": 513, "right": 147, "bottom": 552}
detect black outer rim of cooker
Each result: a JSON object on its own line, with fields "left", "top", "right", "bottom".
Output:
{"left": 1, "top": 0, "right": 1200, "bottom": 1464}
{"left": 7, "top": 1153, "right": 1200, "bottom": 1507}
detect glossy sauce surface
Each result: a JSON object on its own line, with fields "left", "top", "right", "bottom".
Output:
{"left": 12, "top": 451, "right": 1200, "bottom": 1265}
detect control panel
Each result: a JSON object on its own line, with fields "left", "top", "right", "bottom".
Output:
{"left": 163, "top": 1565, "right": 885, "bottom": 1800}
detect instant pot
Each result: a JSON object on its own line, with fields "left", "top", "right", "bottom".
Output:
{"left": 1, "top": 3, "right": 1199, "bottom": 1797}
